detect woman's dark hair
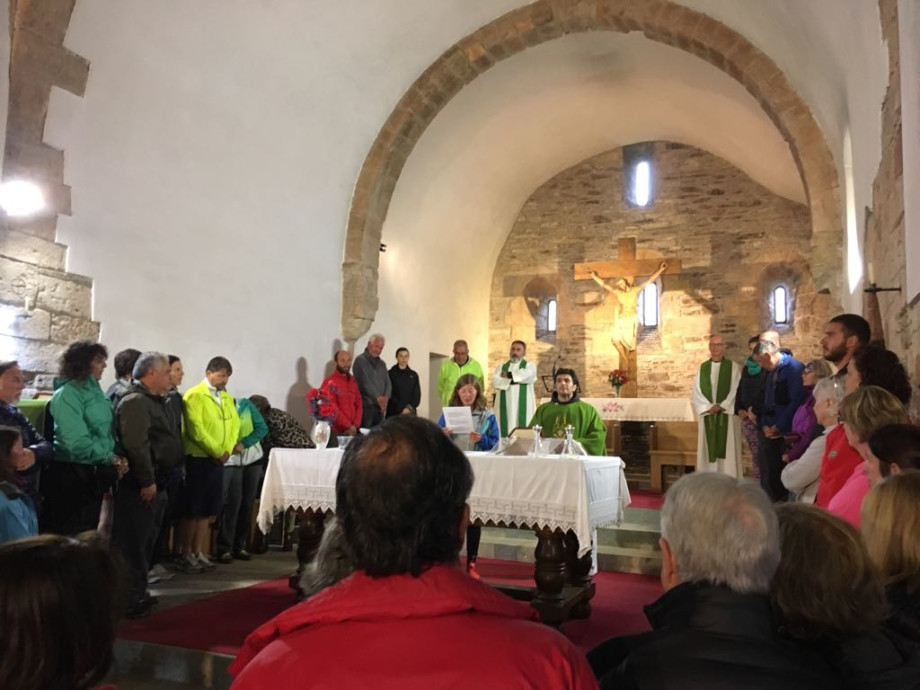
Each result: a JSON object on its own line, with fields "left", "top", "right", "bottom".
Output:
{"left": 167, "top": 354, "right": 181, "bottom": 366}
{"left": 249, "top": 395, "right": 271, "bottom": 417}
{"left": 773, "top": 503, "right": 884, "bottom": 640}
{"left": 852, "top": 345, "right": 912, "bottom": 405}
{"left": 868, "top": 424, "right": 920, "bottom": 478}
{"left": 336, "top": 416, "right": 473, "bottom": 577}
{"left": 58, "top": 341, "right": 108, "bottom": 382}
{"left": 0, "top": 425, "right": 22, "bottom": 484}
{"left": 0, "top": 534, "right": 121, "bottom": 690}
{"left": 448, "top": 374, "right": 485, "bottom": 412}
{"left": 395, "top": 347, "right": 409, "bottom": 357}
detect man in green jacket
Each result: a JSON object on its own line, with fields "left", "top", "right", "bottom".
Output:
{"left": 437, "top": 340, "right": 485, "bottom": 407}
{"left": 177, "top": 356, "right": 241, "bottom": 573}
{"left": 112, "top": 351, "right": 184, "bottom": 618}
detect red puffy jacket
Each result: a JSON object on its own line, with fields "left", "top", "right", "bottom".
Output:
{"left": 231, "top": 565, "right": 598, "bottom": 689}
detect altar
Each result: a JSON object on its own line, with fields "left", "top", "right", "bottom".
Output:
{"left": 258, "top": 447, "right": 630, "bottom": 624}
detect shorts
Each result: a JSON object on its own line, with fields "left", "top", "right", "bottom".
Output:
{"left": 182, "top": 457, "right": 224, "bottom": 518}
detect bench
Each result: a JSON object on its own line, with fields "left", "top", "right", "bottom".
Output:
{"left": 649, "top": 421, "right": 697, "bottom": 492}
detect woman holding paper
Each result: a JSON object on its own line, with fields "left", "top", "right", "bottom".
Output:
{"left": 437, "top": 374, "right": 498, "bottom": 579}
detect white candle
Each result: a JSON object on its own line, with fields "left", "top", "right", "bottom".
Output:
{"left": 867, "top": 261, "right": 876, "bottom": 284}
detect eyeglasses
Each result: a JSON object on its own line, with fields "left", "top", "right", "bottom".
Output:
{"left": 803, "top": 365, "right": 814, "bottom": 374}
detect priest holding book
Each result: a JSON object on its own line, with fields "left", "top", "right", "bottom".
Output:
{"left": 692, "top": 335, "right": 742, "bottom": 477}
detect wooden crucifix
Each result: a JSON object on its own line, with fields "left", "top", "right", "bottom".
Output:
{"left": 574, "top": 237, "right": 683, "bottom": 397}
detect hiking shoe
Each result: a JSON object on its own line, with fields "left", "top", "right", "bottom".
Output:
{"left": 172, "top": 554, "right": 205, "bottom": 574}
{"left": 194, "top": 553, "right": 217, "bottom": 571}
{"left": 216, "top": 551, "right": 234, "bottom": 564}
{"left": 125, "top": 599, "right": 153, "bottom": 620}
{"left": 147, "top": 564, "right": 175, "bottom": 584}
{"left": 233, "top": 549, "right": 252, "bottom": 561}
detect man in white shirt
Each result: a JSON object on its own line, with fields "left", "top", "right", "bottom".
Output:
{"left": 491, "top": 341, "right": 537, "bottom": 437}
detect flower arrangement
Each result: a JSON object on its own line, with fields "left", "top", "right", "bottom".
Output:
{"left": 602, "top": 401, "right": 623, "bottom": 414}
{"left": 608, "top": 370, "right": 629, "bottom": 388}
{"left": 306, "top": 386, "right": 337, "bottom": 422}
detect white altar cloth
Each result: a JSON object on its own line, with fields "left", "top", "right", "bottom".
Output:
{"left": 540, "top": 397, "right": 695, "bottom": 422}
{"left": 258, "top": 448, "right": 630, "bottom": 557}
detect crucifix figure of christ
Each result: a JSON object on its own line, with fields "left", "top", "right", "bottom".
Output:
{"left": 574, "top": 238, "right": 683, "bottom": 394}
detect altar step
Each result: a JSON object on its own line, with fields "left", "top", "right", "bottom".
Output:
{"left": 474, "top": 504, "right": 663, "bottom": 577}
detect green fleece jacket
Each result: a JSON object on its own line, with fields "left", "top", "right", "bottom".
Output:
{"left": 183, "top": 380, "right": 240, "bottom": 459}
{"left": 49, "top": 376, "right": 115, "bottom": 465}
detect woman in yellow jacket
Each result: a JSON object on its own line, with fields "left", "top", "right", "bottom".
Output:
{"left": 175, "top": 356, "right": 240, "bottom": 573}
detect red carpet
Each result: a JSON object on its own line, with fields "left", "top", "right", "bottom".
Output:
{"left": 119, "top": 560, "right": 660, "bottom": 656}
{"left": 627, "top": 488, "right": 665, "bottom": 510}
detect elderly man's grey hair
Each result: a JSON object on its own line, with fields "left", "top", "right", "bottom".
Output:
{"left": 368, "top": 333, "right": 385, "bottom": 344}
{"left": 813, "top": 376, "right": 845, "bottom": 408}
{"left": 660, "top": 473, "right": 780, "bottom": 594}
{"left": 132, "top": 351, "right": 169, "bottom": 380}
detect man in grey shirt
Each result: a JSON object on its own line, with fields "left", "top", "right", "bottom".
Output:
{"left": 352, "top": 333, "right": 391, "bottom": 428}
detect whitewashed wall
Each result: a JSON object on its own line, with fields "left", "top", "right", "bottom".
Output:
{"left": 40, "top": 0, "right": 889, "bottom": 419}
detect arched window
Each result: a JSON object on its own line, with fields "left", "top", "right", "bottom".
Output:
{"left": 772, "top": 285, "right": 789, "bottom": 325}
{"left": 536, "top": 298, "right": 557, "bottom": 342}
{"left": 637, "top": 282, "right": 659, "bottom": 328}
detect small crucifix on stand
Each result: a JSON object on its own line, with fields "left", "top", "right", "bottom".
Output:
{"left": 574, "top": 237, "right": 682, "bottom": 397}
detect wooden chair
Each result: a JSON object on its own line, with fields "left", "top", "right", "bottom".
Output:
{"left": 649, "top": 421, "right": 698, "bottom": 492}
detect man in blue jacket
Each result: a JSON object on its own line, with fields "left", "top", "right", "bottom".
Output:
{"left": 754, "top": 340, "right": 806, "bottom": 501}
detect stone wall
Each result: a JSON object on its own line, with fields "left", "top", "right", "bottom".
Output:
{"left": 1, "top": 0, "right": 98, "bottom": 386}
{"left": 864, "top": 0, "right": 920, "bottom": 420}
{"left": 489, "top": 142, "right": 832, "bottom": 398}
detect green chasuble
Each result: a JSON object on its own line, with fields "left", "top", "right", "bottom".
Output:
{"left": 529, "top": 399, "right": 607, "bottom": 456}
{"left": 699, "top": 359, "right": 734, "bottom": 463}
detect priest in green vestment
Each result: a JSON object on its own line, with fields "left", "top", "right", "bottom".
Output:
{"left": 692, "top": 335, "right": 742, "bottom": 477}
{"left": 492, "top": 340, "right": 537, "bottom": 437}
{"left": 529, "top": 368, "right": 606, "bottom": 456}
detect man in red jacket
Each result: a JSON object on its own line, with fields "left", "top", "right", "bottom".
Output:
{"left": 320, "top": 350, "right": 362, "bottom": 437}
{"left": 231, "top": 417, "right": 597, "bottom": 689}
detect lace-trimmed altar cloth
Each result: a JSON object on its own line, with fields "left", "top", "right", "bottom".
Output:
{"left": 258, "top": 448, "right": 629, "bottom": 558}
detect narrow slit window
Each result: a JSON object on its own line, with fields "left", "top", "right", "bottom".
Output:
{"left": 634, "top": 161, "right": 651, "bottom": 207}
{"left": 547, "top": 299, "right": 557, "bottom": 333}
{"left": 638, "top": 282, "right": 659, "bottom": 328}
{"left": 773, "top": 285, "right": 789, "bottom": 324}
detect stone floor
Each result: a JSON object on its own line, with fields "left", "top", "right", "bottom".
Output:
{"left": 107, "top": 550, "right": 297, "bottom": 689}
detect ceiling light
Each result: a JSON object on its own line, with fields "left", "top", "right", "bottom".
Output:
{"left": 0, "top": 180, "right": 46, "bottom": 217}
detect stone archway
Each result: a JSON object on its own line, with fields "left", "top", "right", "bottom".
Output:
{"left": 341, "top": 0, "right": 842, "bottom": 342}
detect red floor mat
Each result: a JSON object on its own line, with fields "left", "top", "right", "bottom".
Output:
{"left": 119, "top": 559, "right": 661, "bottom": 656}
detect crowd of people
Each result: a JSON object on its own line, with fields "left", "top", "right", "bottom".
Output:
{"left": 0, "top": 344, "right": 325, "bottom": 622}
{"left": 0, "top": 316, "right": 918, "bottom": 688}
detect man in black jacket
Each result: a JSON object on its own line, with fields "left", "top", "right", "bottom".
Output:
{"left": 112, "top": 352, "right": 185, "bottom": 618}
{"left": 588, "top": 473, "right": 838, "bottom": 689}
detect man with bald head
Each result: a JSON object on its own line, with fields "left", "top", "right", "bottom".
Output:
{"left": 320, "top": 350, "right": 362, "bottom": 437}
{"left": 352, "top": 334, "right": 390, "bottom": 428}
{"left": 692, "top": 335, "right": 742, "bottom": 477}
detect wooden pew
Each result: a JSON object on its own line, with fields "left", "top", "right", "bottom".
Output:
{"left": 649, "top": 421, "right": 697, "bottom": 492}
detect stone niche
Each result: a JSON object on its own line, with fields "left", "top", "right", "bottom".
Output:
{"left": 489, "top": 142, "right": 832, "bottom": 399}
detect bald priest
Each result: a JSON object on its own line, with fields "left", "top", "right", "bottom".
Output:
{"left": 692, "top": 335, "right": 742, "bottom": 477}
